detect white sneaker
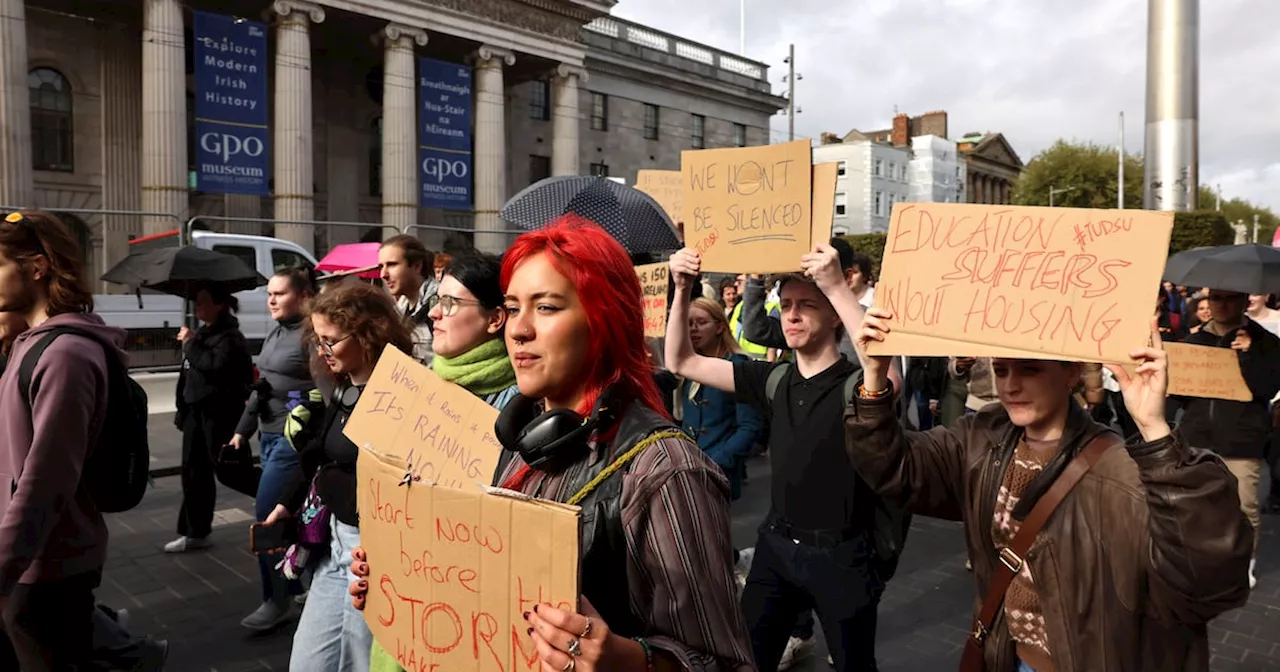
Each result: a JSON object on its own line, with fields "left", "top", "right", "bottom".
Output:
{"left": 1249, "top": 558, "right": 1258, "bottom": 589}
{"left": 114, "top": 607, "right": 131, "bottom": 632}
{"left": 777, "top": 635, "right": 815, "bottom": 670}
{"left": 240, "top": 600, "right": 293, "bottom": 631}
{"left": 734, "top": 547, "right": 755, "bottom": 592}
{"left": 163, "top": 536, "right": 210, "bottom": 553}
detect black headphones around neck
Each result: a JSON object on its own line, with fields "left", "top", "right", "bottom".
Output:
{"left": 494, "top": 385, "right": 625, "bottom": 473}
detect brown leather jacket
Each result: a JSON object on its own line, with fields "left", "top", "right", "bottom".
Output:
{"left": 844, "top": 394, "right": 1253, "bottom": 672}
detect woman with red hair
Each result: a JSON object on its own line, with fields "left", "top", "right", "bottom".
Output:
{"left": 494, "top": 216, "right": 753, "bottom": 670}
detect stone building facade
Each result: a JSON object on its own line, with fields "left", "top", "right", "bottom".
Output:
{"left": 0, "top": 0, "right": 784, "bottom": 290}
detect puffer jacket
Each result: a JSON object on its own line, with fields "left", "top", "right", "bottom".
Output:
{"left": 844, "top": 394, "right": 1252, "bottom": 672}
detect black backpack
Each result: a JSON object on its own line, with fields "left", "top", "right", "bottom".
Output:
{"left": 19, "top": 326, "right": 150, "bottom": 513}
{"left": 765, "top": 363, "right": 913, "bottom": 581}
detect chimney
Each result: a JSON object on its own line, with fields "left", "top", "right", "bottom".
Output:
{"left": 920, "top": 110, "right": 949, "bottom": 139}
{"left": 820, "top": 132, "right": 843, "bottom": 145}
{"left": 890, "top": 113, "right": 909, "bottom": 147}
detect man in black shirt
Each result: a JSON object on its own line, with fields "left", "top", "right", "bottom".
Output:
{"left": 666, "top": 244, "right": 901, "bottom": 672}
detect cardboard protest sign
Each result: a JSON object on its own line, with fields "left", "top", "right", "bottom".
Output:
{"left": 866, "top": 203, "right": 1174, "bottom": 363}
{"left": 636, "top": 262, "right": 669, "bottom": 338}
{"left": 1120, "top": 342, "right": 1250, "bottom": 401}
{"left": 810, "top": 163, "right": 839, "bottom": 246}
{"left": 358, "top": 449, "right": 580, "bottom": 672}
{"left": 636, "top": 169, "right": 683, "bottom": 225}
{"left": 682, "top": 140, "right": 812, "bottom": 273}
{"left": 343, "top": 345, "right": 503, "bottom": 490}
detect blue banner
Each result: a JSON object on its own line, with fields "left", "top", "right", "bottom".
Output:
{"left": 192, "top": 11, "right": 269, "bottom": 195}
{"left": 418, "top": 58, "right": 473, "bottom": 210}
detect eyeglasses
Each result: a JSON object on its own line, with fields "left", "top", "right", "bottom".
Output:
{"left": 429, "top": 294, "right": 484, "bottom": 317}
{"left": 317, "top": 333, "right": 352, "bottom": 357}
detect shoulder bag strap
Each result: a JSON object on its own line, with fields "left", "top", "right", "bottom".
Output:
{"left": 765, "top": 363, "right": 790, "bottom": 404}
{"left": 959, "top": 432, "right": 1122, "bottom": 672}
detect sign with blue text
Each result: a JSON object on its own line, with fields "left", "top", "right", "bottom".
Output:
{"left": 418, "top": 58, "right": 473, "bottom": 210}
{"left": 192, "top": 11, "right": 269, "bottom": 195}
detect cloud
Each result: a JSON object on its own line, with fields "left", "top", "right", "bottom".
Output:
{"left": 611, "top": 0, "right": 1280, "bottom": 211}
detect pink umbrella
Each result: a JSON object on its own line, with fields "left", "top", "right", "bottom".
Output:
{"left": 316, "top": 242, "right": 382, "bottom": 279}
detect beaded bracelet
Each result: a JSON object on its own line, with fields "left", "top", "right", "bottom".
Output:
{"left": 857, "top": 383, "right": 892, "bottom": 400}
{"left": 633, "top": 637, "right": 655, "bottom": 671}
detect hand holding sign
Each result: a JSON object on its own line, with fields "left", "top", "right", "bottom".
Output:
{"left": 1105, "top": 319, "right": 1170, "bottom": 443}
{"left": 669, "top": 248, "right": 701, "bottom": 289}
{"left": 800, "top": 243, "right": 844, "bottom": 294}
{"left": 854, "top": 306, "right": 896, "bottom": 393}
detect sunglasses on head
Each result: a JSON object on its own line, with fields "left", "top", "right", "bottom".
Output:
{"left": 4, "top": 212, "right": 48, "bottom": 257}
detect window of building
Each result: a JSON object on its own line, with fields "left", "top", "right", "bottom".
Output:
{"left": 590, "top": 162, "right": 609, "bottom": 177}
{"left": 874, "top": 190, "right": 884, "bottom": 217}
{"left": 590, "top": 92, "right": 608, "bottom": 131}
{"left": 529, "top": 79, "right": 550, "bottom": 121}
{"left": 733, "top": 123, "right": 747, "bottom": 147}
{"left": 837, "top": 160, "right": 847, "bottom": 177}
{"left": 835, "top": 192, "right": 847, "bottom": 216}
{"left": 874, "top": 158, "right": 883, "bottom": 177}
{"left": 29, "top": 68, "right": 73, "bottom": 171}
{"left": 900, "top": 164, "right": 909, "bottom": 181}
{"left": 272, "top": 249, "right": 313, "bottom": 274}
{"left": 692, "top": 114, "right": 706, "bottom": 149}
{"left": 886, "top": 162, "right": 895, "bottom": 181}
{"left": 644, "top": 104, "right": 659, "bottom": 140}
{"left": 529, "top": 154, "right": 551, "bottom": 184}
{"left": 369, "top": 116, "right": 382, "bottom": 197}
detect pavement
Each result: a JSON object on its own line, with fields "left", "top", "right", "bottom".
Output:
{"left": 100, "top": 417, "right": 1280, "bottom": 671}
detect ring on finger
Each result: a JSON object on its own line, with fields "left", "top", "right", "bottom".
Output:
{"left": 561, "top": 659, "right": 575, "bottom": 672}
{"left": 567, "top": 638, "right": 582, "bottom": 657}
{"left": 579, "top": 617, "right": 593, "bottom": 639}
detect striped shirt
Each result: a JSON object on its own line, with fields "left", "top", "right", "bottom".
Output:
{"left": 494, "top": 431, "right": 755, "bottom": 671}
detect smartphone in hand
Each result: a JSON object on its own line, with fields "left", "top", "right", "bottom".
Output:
{"left": 250, "top": 520, "right": 297, "bottom": 555}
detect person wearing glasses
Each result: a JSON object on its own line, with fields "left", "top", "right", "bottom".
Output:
{"left": 1178, "top": 288, "right": 1280, "bottom": 589}
{"left": 377, "top": 235, "right": 438, "bottom": 366}
{"left": 263, "top": 283, "right": 414, "bottom": 672}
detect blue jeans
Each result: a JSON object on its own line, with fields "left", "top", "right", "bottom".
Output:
{"left": 256, "top": 432, "right": 302, "bottom": 606}
{"left": 1018, "top": 661, "right": 1037, "bottom": 672}
{"left": 289, "top": 519, "right": 371, "bottom": 672}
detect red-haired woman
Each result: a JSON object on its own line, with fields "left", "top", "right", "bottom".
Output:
{"left": 496, "top": 216, "right": 752, "bottom": 670}
{"left": 350, "top": 217, "right": 753, "bottom": 670}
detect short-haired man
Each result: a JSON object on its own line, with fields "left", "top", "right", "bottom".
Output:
{"left": 378, "top": 235, "right": 439, "bottom": 365}
{"left": 1179, "top": 288, "right": 1280, "bottom": 588}
{"left": 0, "top": 210, "right": 128, "bottom": 669}
{"left": 666, "top": 243, "right": 901, "bottom": 671}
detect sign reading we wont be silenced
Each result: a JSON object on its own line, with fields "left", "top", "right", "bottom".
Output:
{"left": 867, "top": 203, "right": 1174, "bottom": 363}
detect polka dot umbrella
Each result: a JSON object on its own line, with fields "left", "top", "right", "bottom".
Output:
{"left": 501, "top": 176, "right": 681, "bottom": 254}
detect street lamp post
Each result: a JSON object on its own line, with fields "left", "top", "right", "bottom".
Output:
{"left": 1049, "top": 185, "right": 1077, "bottom": 207}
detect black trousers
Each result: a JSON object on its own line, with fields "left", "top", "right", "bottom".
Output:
{"left": 742, "top": 526, "right": 884, "bottom": 672}
{"left": 0, "top": 570, "right": 100, "bottom": 671}
{"left": 177, "top": 404, "right": 240, "bottom": 539}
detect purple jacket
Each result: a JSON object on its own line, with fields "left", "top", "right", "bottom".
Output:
{"left": 0, "top": 313, "right": 128, "bottom": 596}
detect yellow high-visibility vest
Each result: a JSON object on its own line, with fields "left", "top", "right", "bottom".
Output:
{"left": 729, "top": 301, "right": 778, "bottom": 358}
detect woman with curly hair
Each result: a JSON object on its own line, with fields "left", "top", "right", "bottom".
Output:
{"left": 264, "top": 282, "right": 413, "bottom": 672}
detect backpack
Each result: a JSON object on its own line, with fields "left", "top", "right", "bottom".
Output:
{"left": 764, "top": 363, "right": 913, "bottom": 581}
{"left": 19, "top": 326, "right": 150, "bottom": 513}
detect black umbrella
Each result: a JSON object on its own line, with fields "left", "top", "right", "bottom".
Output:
{"left": 102, "top": 246, "right": 267, "bottom": 299}
{"left": 502, "top": 176, "right": 681, "bottom": 254}
{"left": 1163, "top": 243, "right": 1280, "bottom": 295}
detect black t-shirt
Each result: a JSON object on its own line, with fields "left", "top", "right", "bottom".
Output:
{"left": 316, "top": 386, "right": 361, "bottom": 526}
{"left": 733, "top": 356, "right": 869, "bottom": 532}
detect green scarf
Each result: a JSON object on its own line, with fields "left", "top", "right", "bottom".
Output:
{"left": 429, "top": 337, "right": 517, "bottom": 396}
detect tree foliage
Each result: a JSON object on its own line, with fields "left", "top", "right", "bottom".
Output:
{"left": 1170, "top": 211, "right": 1234, "bottom": 254}
{"left": 1012, "top": 140, "right": 1144, "bottom": 209}
{"left": 840, "top": 233, "right": 887, "bottom": 279}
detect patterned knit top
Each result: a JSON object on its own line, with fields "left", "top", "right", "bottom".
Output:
{"left": 992, "top": 437, "right": 1060, "bottom": 672}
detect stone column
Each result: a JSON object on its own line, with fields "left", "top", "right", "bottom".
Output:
{"left": 325, "top": 61, "right": 361, "bottom": 246}
{"left": 551, "top": 64, "right": 585, "bottom": 177}
{"left": 472, "top": 45, "right": 514, "bottom": 254}
{"left": 380, "top": 24, "right": 428, "bottom": 239}
{"left": 100, "top": 28, "right": 143, "bottom": 291}
{"left": 271, "top": 0, "right": 324, "bottom": 254}
{"left": 0, "top": 0, "right": 32, "bottom": 207}
{"left": 141, "top": 0, "right": 188, "bottom": 235}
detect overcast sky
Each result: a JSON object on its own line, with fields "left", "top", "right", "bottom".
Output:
{"left": 612, "top": 0, "right": 1280, "bottom": 212}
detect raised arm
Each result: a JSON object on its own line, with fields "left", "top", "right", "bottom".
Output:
{"left": 802, "top": 244, "right": 903, "bottom": 392}
{"left": 665, "top": 249, "right": 736, "bottom": 394}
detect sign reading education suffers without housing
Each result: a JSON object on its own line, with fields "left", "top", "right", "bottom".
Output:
{"left": 867, "top": 203, "right": 1174, "bottom": 363}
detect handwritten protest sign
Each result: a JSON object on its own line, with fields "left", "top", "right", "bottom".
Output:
{"left": 682, "top": 140, "right": 812, "bottom": 273}
{"left": 636, "top": 262, "right": 669, "bottom": 338}
{"left": 1120, "top": 342, "right": 1250, "bottom": 401}
{"left": 636, "top": 170, "right": 683, "bottom": 225}
{"left": 344, "top": 345, "right": 503, "bottom": 491}
{"left": 358, "top": 449, "right": 580, "bottom": 672}
{"left": 866, "top": 203, "right": 1174, "bottom": 363}
{"left": 810, "top": 163, "right": 839, "bottom": 245}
